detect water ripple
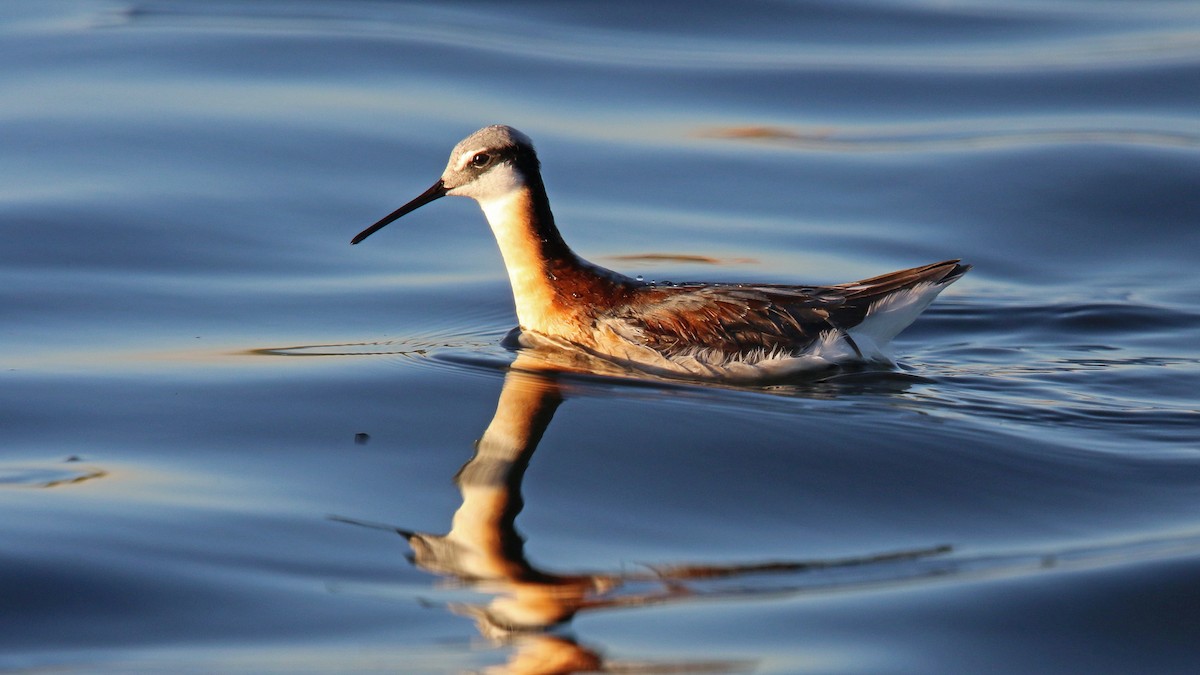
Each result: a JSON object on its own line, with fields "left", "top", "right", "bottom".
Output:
{"left": 0, "top": 459, "right": 107, "bottom": 489}
{"left": 699, "top": 121, "right": 1200, "bottom": 152}
{"left": 107, "top": 1, "right": 1200, "bottom": 72}
{"left": 904, "top": 299, "right": 1200, "bottom": 449}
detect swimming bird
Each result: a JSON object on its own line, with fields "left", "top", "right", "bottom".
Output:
{"left": 352, "top": 125, "right": 969, "bottom": 380}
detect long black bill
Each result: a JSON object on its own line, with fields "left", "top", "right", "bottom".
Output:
{"left": 351, "top": 179, "right": 447, "bottom": 245}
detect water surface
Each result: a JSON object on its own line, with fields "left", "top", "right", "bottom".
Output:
{"left": 3, "top": 1, "right": 1200, "bottom": 672}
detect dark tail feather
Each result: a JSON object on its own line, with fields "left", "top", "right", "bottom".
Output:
{"left": 841, "top": 259, "right": 970, "bottom": 300}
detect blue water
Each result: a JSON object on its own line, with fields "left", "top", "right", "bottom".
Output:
{"left": 3, "top": 1, "right": 1200, "bottom": 672}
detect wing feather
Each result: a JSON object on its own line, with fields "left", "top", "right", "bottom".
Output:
{"left": 603, "top": 260, "right": 967, "bottom": 357}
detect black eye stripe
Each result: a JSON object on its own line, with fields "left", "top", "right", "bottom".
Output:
{"left": 470, "top": 152, "right": 491, "bottom": 168}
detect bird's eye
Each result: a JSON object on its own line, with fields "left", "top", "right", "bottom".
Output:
{"left": 470, "top": 152, "right": 491, "bottom": 168}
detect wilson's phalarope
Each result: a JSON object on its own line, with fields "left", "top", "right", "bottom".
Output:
{"left": 352, "top": 125, "right": 969, "bottom": 380}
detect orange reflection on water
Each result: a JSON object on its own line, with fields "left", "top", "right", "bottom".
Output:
{"left": 337, "top": 356, "right": 950, "bottom": 673}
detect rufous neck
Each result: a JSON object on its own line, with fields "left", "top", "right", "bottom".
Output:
{"left": 478, "top": 185, "right": 580, "bottom": 331}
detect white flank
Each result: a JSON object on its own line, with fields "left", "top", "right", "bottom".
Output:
{"left": 846, "top": 280, "right": 947, "bottom": 359}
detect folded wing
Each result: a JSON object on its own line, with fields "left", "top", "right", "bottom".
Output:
{"left": 608, "top": 260, "right": 969, "bottom": 358}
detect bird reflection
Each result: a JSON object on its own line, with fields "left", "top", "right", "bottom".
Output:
{"left": 339, "top": 355, "right": 949, "bottom": 673}
{"left": 406, "top": 370, "right": 606, "bottom": 634}
{"left": 400, "top": 365, "right": 749, "bottom": 673}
